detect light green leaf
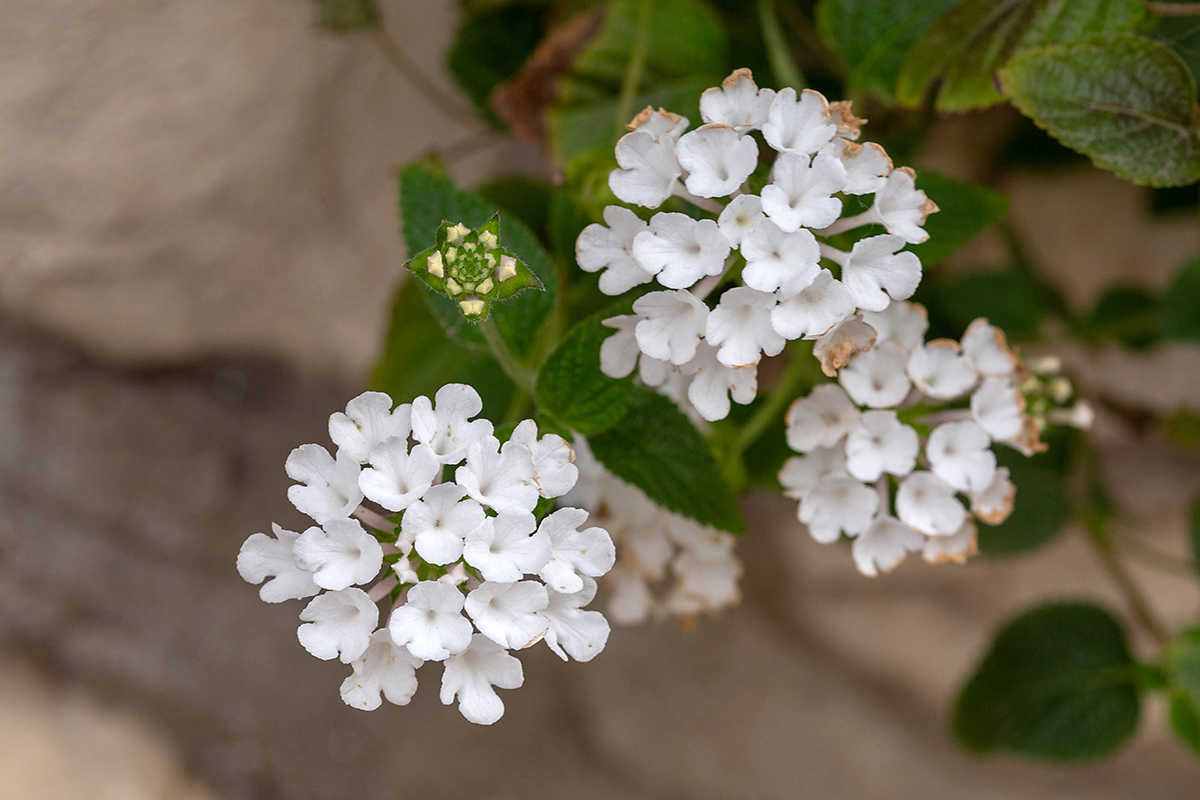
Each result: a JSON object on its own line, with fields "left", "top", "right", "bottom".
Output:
{"left": 1167, "top": 628, "right": 1200, "bottom": 756}
{"left": 536, "top": 311, "right": 633, "bottom": 435}
{"left": 447, "top": 6, "right": 545, "bottom": 126}
{"left": 910, "top": 171, "right": 1011, "bottom": 266}
{"left": 1169, "top": 692, "right": 1200, "bottom": 756}
{"left": 954, "top": 602, "right": 1140, "bottom": 761}
{"left": 999, "top": 35, "right": 1200, "bottom": 187}
{"left": 589, "top": 387, "right": 745, "bottom": 534}
{"left": 1162, "top": 255, "right": 1200, "bottom": 339}
{"left": 315, "top": 0, "right": 381, "bottom": 31}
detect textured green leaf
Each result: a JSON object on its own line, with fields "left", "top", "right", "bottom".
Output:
{"left": 999, "top": 35, "right": 1200, "bottom": 187}
{"left": 1162, "top": 255, "right": 1200, "bottom": 339}
{"left": 897, "top": 0, "right": 1144, "bottom": 111}
{"left": 816, "top": 0, "right": 959, "bottom": 102}
{"left": 1151, "top": 11, "right": 1200, "bottom": 94}
{"left": 536, "top": 312, "right": 633, "bottom": 435}
{"left": 448, "top": 6, "right": 545, "bottom": 126}
{"left": 977, "top": 445, "right": 1071, "bottom": 555}
{"left": 954, "top": 602, "right": 1140, "bottom": 761}
{"left": 589, "top": 387, "right": 745, "bottom": 534}
{"left": 315, "top": 0, "right": 381, "bottom": 31}
{"left": 910, "top": 171, "right": 1011, "bottom": 266}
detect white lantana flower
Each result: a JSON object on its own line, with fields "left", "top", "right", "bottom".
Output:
{"left": 411, "top": 384, "right": 494, "bottom": 465}
{"left": 510, "top": 420, "right": 577, "bottom": 499}
{"left": 541, "top": 577, "right": 611, "bottom": 662}
{"left": 770, "top": 269, "right": 856, "bottom": 339}
{"left": 298, "top": 588, "right": 379, "bottom": 663}
{"left": 402, "top": 483, "right": 484, "bottom": 565}
{"left": 609, "top": 130, "right": 681, "bottom": 208}
{"left": 286, "top": 444, "right": 363, "bottom": 524}
{"left": 799, "top": 474, "right": 879, "bottom": 543}
{"left": 926, "top": 421, "right": 997, "bottom": 493}
{"left": 784, "top": 383, "right": 860, "bottom": 452}
{"left": 455, "top": 435, "right": 539, "bottom": 513}
{"left": 861, "top": 300, "right": 928, "bottom": 351}
{"left": 970, "top": 377, "right": 1026, "bottom": 441}
{"left": 761, "top": 152, "right": 847, "bottom": 232}
{"left": 699, "top": 68, "right": 775, "bottom": 132}
{"left": 969, "top": 466, "right": 1015, "bottom": 525}
{"left": 632, "top": 213, "right": 730, "bottom": 289}
{"left": 606, "top": 567, "right": 655, "bottom": 625}
{"left": 463, "top": 511, "right": 552, "bottom": 583}
{"left": 440, "top": 633, "right": 524, "bottom": 725}
{"left": 237, "top": 523, "right": 320, "bottom": 603}
{"left": 388, "top": 580, "right": 474, "bottom": 661}
{"left": 717, "top": 193, "right": 765, "bottom": 247}
{"left": 821, "top": 137, "right": 891, "bottom": 195}
{"left": 676, "top": 124, "right": 759, "bottom": 198}
{"left": 779, "top": 444, "right": 846, "bottom": 499}
{"left": 627, "top": 106, "right": 689, "bottom": 141}
{"left": 705, "top": 287, "right": 785, "bottom": 368}
{"left": 329, "top": 392, "right": 411, "bottom": 464}
{"left": 598, "top": 315, "right": 641, "bottom": 379}
{"left": 922, "top": 519, "right": 978, "bottom": 564}
{"left": 294, "top": 518, "right": 384, "bottom": 591}
{"left": 576, "top": 206, "right": 653, "bottom": 296}
{"left": 762, "top": 87, "right": 837, "bottom": 155}
{"left": 961, "top": 318, "right": 1017, "bottom": 377}
{"left": 836, "top": 234, "right": 922, "bottom": 312}
{"left": 681, "top": 341, "right": 758, "bottom": 421}
{"left": 844, "top": 410, "right": 919, "bottom": 482}
{"left": 465, "top": 581, "right": 550, "bottom": 650}
{"left": 340, "top": 630, "right": 422, "bottom": 711}
{"left": 740, "top": 218, "right": 821, "bottom": 296}
{"left": 671, "top": 545, "right": 742, "bottom": 611}
{"left": 865, "top": 168, "right": 937, "bottom": 243}
{"left": 896, "top": 471, "right": 966, "bottom": 536}
{"left": 537, "top": 507, "right": 616, "bottom": 595}
{"left": 358, "top": 439, "right": 440, "bottom": 512}
{"left": 839, "top": 340, "right": 912, "bottom": 408}
{"left": 812, "top": 315, "right": 877, "bottom": 376}
{"left": 851, "top": 516, "right": 925, "bottom": 577}
{"left": 908, "top": 340, "right": 977, "bottom": 399}
{"left": 633, "top": 290, "right": 710, "bottom": 365}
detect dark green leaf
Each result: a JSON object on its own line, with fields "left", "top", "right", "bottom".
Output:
{"left": 999, "top": 34, "right": 1200, "bottom": 187}
{"left": 1075, "top": 286, "right": 1162, "bottom": 348}
{"left": 929, "top": 269, "right": 1047, "bottom": 340}
{"left": 536, "top": 312, "right": 633, "bottom": 435}
{"left": 478, "top": 177, "right": 553, "bottom": 236}
{"left": 910, "top": 171, "right": 1011, "bottom": 266}
{"left": 1150, "top": 11, "right": 1200, "bottom": 94}
{"left": 1167, "top": 628, "right": 1200, "bottom": 755}
{"left": 977, "top": 445, "right": 1072, "bottom": 554}
{"left": 954, "top": 602, "right": 1140, "bottom": 761}
{"left": 448, "top": 6, "right": 545, "bottom": 126}
{"left": 315, "top": 0, "right": 381, "bottom": 31}
{"left": 589, "top": 387, "right": 745, "bottom": 534}
{"left": 1169, "top": 692, "right": 1200, "bottom": 756}
{"left": 1191, "top": 496, "right": 1200, "bottom": 576}
{"left": 1162, "top": 254, "right": 1200, "bottom": 339}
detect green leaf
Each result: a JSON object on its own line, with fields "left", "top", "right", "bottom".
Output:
{"left": 589, "top": 387, "right": 745, "bottom": 534}
{"left": 977, "top": 445, "right": 1071, "bottom": 555}
{"left": 1191, "top": 496, "right": 1200, "bottom": 577}
{"left": 954, "top": 602, "right": 1140, "bottom": 761}
{"left": 1162, "top": 254, "right": 1200, "bottom": 339}
{"left": 478, "top": 177, "right": 553, "bottom": 236}
{"left": 448, "top": 6, "right": 545, "bottom": 126}
{"left": 1169, "top": 692, "right": 1200, "bottom": 756}
{"left": 1075, "top": 286, "right": 1162, "bottom": 349}
{"left": 897, "top": 0, "right": 1144, "bottom": 111}
{"left": 1150, "top": 11, "right": 1200, "bottom": 94}
{"left": 928, "top": 269, "right": 1048, "bottom": 341}
{"left": 315, "top": 0, "right": 381, "bottom": 31}
{"left": 999, "top": 35, "right": 1200, "bottom": 187}
{"left": 815, "top": 0, "right": 959, "bottom": 102}
{"left": 536, "top": 312, "right": 633, "bottom": 435}
{"left": 1167, "top": 628, "right": 1200, "bottom": 755}
{"left": 910, "top": 171, "right": 1011, "bottom": 267}
{"left": 399, "top": 165, "right": 557, "bottom": 354}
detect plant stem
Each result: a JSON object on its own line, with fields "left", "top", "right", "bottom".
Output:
{"left": 369, "top": 29, "right": 478, "bottom": 121}
{"left": 756, "top": 0, "right": 805, "bottom": 90}
{"left": 735, "top": 351, "right": 809, "bottom": 454}
{"left": 479, "top": 317, "right": 537, "bottom": 397}
{"left": 1084, "top": 519, "right": 1171, "bottom": 647}
{"left": 1148, "top": 2, "right": 1200, "bottom": 15}
{"left": 1111, "top": 531, "right": 1198, "bottom": 578}
{"left": 614, "top": 0, "right": 656, "bottom": 137}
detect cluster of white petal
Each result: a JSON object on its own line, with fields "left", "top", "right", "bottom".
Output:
{"left": 579, "top": 69, "right": 937, "bottom": 423}
{"left": 238, "top": 385, "right": 616, "bottom": 724}
{"left": 779, "top": 303, "right": 1039, "bottom": 576}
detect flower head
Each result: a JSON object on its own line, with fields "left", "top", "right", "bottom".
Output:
{"left": 411, "top": 383, "right": 494, "bottom": 464}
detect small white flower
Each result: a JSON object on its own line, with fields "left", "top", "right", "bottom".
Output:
{"left": 402, "top": 483, "right": 485, "bottom": 566}
{"left": 852, "top": 516, "right": 925, "bottom": 577}
{"left": 638, "top": 354, "right": 674, "bottom": 388}
{"left": 340, "top": 630, "right": 422, "bottom": 711}
{"left": 606, "top": 567, "right": 655, "bottom": 625}
{"left": 541, "top": 576, "right": 610, "bottom": 662}
{"left": 922, "top": 519, "right": 978, "bottom": 564}
{"left": 761, "top": 152, "right": 847, "bottom": 232}
{"left": 509, "top": 420, "right": 577, "bottom": 499}
{"left": 1048, "top": 401, "right": 1095, "bottom": 430}
{"left": 537, "top": 507, "right": 616, "bottom": 594}
{"left": 358, "top": 440, "right": 440, "bottom": 512}
{"left": 440, "top": 633, "right": 524, "bottom": 725}
{"left": 961, "top": 318, "right": 1017, "bottom": 377}
{"left": 599, "top": 315, "right": 640, "bottom": 379}
{"left": 329, "top": 392, "right": 411, "bottom": 464}
{"left": 799, "top": 474, "right": 879, "bottom": 543}
{"left": 455, "top": 435, "right": 539, "bottom": 513}
{"left": 838, "top": 234, "right": 922, "bottom": 312}
{"left": 813, "top": 315, "right": 877, "bottom": 376}
{"left": 970, "top": 466, "right": 1015, "bottom": 525}
{"left": 820, "top": 137, "right": 891, "bottom": 195}
{"left": 926, "top": 421, "right": 997, "bottom": 493}
{"left": 779, "top": 444, "right": 846, "bottom": 499}
{"left": 770, "top": 269, "right": 856, "bottom": 340}
{"left": 609, "top": 130, "right": 681, "bottom": 208}
{"left": 861, "top": 300, "right": 928, "bottom": 351}
{"left": 845, "top": 410, "right": 919, "bottom": 482}
{"left": 896, "top": 471, "right": 966, "bottom": 536}
{"left": 970, "top": 377, "right": 1026, "bottom": 441}
{"left": 633, "top": 290, "right": 710, "bottom": 365}
{"left": 632, "top": 213, "right": 730, "bottom": 289}
{"left": 298, "top": 588, "right": 379, "bottom": 663}
{"left": 576, "top": 206, "right": 654, "bottom": 296}
{"left": 740, "top": 218, "right": 821, "bottom": 296}
{"left": 672, "top": 543, "right": 741, "bottom": 611}
{"left": 700, "top": 68, "right": 775, "bottom": 132}
{"left": 393, "top": 558, "right": 420, "bottom": 586}
{"left": 705, "top": 287, "right": 785, "bottom": 368}
{"left": 294, "top": 518, "right": 384, "bottom": 591}
{"left": 784, "top": 383, "right": 860, "bottom": 452}
{"left": 840, "top": 340, "right": 911, "bottom": 408}
{"left": 676, "top": 124, "right": 759, "bottom": 198}
{"left": 680, "top": 341, "right": 758, "bottom": 421}
{"left": 388, "top": 580, "right": 474, "bottom": 661}
{"left": 286, "top": 444, "right": 364, "bottom": 524}
{"left": 717, "top": 193, "right": 764, "bottom": 247}
{"left": 828, "top": 99, "right": 865, "bottom": 140}
{"left": 762, "top": 87, "right": 837, "bottom": 156}
{"left": 237, "top": 523, "right": 320, "bottom": 603}
{"left": 463, "top": 510, "right": 552, "bottom": 582}
{"left": 411, "top": 384, "right": 495, "bottom": 465}
{"left": 626, "top": 106, "right": 689, "bottom": 141}
{"left": 869, "top": 168, "right": 937, "bottom": 243}
{"left": 465, "top": 580, "right": 550, "bottom": 650}
{"left": 908, "top": 340, "right": 977, "bottom": 399}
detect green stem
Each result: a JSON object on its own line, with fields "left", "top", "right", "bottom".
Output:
{"left": 756, "top": 0, "right": 805, "bottom": 90}
{"left": 1084, "top": 519, "right": 1171, "bottom": 647}
{"left": 735, "top": 351, "right": 809, "bottom": 454}
{"left": 1148, "top": 2, "right": 1200, "bottom": 15}
{"left": 479, "top": 317, "right": 537, "bottom": 397}
{"left": 614, "top": 0, "right": 656, "bottom": 137}
{"left": 369, "top": 29, "right": 478, "bottom": 122}
{"left": 1111, "top": 530, "right": 1198, "bottom": 578}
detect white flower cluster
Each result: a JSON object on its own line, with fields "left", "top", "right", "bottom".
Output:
{"left": 580, "top": 69, "right": 937, "bottom": 422}
{"left": 562, "top": 439, "right": 742, "bottom": 625}
{"left": 779, "top": 302, "right": 1090, "bottom": 576}
{"left": 237, "top": 385, "right": 616, "bottom": 724}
